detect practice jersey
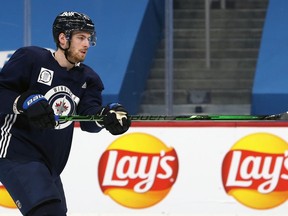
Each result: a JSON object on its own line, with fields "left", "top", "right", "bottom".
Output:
{"left": 0, "top": 46, "right": 104, "bottom": 174}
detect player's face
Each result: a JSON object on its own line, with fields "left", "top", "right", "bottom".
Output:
{"left": 67, "top": 32, "right": 91, "bottom": 63}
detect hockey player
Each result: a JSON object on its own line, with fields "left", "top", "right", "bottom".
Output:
{"left": 0, "top": 11, "right": 130, "bottom": 216}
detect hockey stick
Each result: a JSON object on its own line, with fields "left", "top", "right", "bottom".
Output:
{"left": 55, "top": 112, "right": 288, "bottom": 122}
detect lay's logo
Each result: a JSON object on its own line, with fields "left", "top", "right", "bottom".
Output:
{"left": 222, "top": 132, "right": 288, "bottom": 209}
{"left": 98, "top": 132, "right": 179, "bottom": 208}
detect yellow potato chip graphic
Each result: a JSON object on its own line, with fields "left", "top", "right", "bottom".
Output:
{"left": 0, "top": 185, "right": 16, "bottom": 208}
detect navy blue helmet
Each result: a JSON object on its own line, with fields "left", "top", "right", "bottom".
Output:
{"left": 52, "top": 11, "right": 96, "bottom": 47}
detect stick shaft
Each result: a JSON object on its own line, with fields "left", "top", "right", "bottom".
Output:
{"left": 55, "top": 113, "right": 284, "bottom": 122}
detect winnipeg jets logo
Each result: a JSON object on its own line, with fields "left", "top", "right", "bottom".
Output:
{"left": 45, "top": 86, "right": 80, "bottom": 129}
{"left": 55, "top": 96, "right": 69, "bottom": 115}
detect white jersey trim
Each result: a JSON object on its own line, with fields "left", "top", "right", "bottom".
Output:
{"left": 0, "top": 114, "right": 17, "bottom": 157}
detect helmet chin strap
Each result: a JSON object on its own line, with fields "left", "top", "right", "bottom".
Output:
{"left": 59, "top": 42, "right": 79, "bottom": 66}
{"left": 64, "top": 49, "right": 78, "bottom": 66}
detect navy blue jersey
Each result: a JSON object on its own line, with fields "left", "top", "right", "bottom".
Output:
{"left": 0, "top": 46, "right": 104, "bottom": 174}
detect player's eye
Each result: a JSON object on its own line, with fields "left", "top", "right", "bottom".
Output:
{"left": 76, "top": 35, "right": 91, "bottom": 43}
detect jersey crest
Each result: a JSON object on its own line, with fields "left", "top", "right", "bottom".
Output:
{"left": 45, "top": 85, "right": 80, "bottom": 129}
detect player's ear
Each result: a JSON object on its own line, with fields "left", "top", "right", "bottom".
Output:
{"left": 58, "top": 33, "right": 68, "bottom": 49}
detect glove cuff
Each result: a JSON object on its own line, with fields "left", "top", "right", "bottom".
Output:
{"left": 101, "top": 103, "right": 127, "bottom": 115}
{"left": 16, "top": 90, "right": 46, "bottom": 113}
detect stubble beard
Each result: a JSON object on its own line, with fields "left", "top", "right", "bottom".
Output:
{"left": 67, "top": 49, "right": 86, "bottom": 63}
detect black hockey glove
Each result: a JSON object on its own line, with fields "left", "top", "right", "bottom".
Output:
{"left": 15, "top": 90, "right": 56, "bottom": 129}
{"left": 100, "top": 103, "right": 131, "bottom": 135}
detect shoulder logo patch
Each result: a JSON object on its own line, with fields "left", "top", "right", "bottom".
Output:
{"left": 38, "top": 67, "right": 54, "bottom": 86}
